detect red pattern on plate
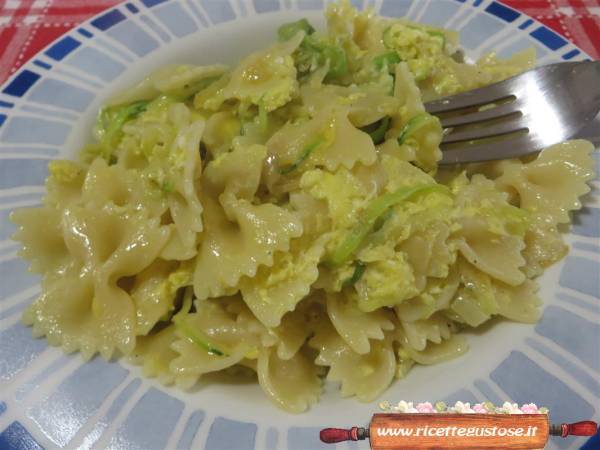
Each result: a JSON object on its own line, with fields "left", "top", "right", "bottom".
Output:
{"left": 0, "top": 0, "right": 598, "bottom": 85}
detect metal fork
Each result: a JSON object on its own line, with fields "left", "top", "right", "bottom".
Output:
{"left": 424, "top": 61, "right": 600, "bottom": 164}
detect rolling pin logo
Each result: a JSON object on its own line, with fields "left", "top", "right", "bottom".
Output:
{"left": 319, "top": 402, "right": 598, "bottom": 449}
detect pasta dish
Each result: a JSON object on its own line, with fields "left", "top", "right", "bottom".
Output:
{"left": 11, "top": 0, "right": 595, "bottom": 413}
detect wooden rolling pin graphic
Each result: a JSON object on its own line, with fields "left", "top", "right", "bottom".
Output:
{"left": 320, "top": 414, "right": 598, "bottom": 449}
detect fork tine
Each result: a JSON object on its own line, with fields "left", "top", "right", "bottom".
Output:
{"left": 430, "top": 61, "right": 600, "bottom": 164}
{"left": 439, "top": 101, "right": 521, "bottom": 128}
{"left": 425, "top": 80, "right": 516, "bottom": 114}
{"left": 442, "top": 116, "right": 527, "bottom": 144}
{"left": 440, "top": 134, "right": 538, "bottom": 164}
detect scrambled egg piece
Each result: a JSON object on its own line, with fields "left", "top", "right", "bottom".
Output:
{"left": 48, "top": 160, "right": 83, "bottom": 183}
{"left": 383, "top": 23, "right": 445, "bottom": 81}
{"left": 354, "top": 246, "right": 419, "bottom": 312}
{"left": 300, "top": 168, "right": 371, "bottom": 229}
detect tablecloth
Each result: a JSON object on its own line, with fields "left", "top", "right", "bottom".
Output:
{"left": 0, "top": 0, "right": 599, "bottom": 85}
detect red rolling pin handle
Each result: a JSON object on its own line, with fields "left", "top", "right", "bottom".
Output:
{"left": 320, "top": 427, "right": 367, "bottom": 443}
{"left": 550, "top": 421, "right": 598, "bottom": 437}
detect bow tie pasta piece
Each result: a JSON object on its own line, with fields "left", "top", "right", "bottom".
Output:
{"left": 273, "top": 315, "right": 310, "bottom": 361}
{"left": 327, "top": 293, "right": 394, "bottom": 354}
{"left": 82, "top": 159, "right": 139, "bottom": 207}
{"left": 267, "top": 106, "right": 376, "bottom": 174}
{"left": 494, "top": 140, "right": 595, "bottom": 225}
{"left": 452, "top": 172, "right": 528, "bottom": 236}
{"left": 447, "top": 258, "right": 498, "bottom": 327}
{"left": 192, "top": 73, "right": 232, "bottom": 112}
{"left": 194, "top": 192, "right": 302, "bottom": 300}
{"left": 398, "top": 313, "right": 456, "bottom": 352}
{"left": 45, "top": 160, "right": 86, "bottom": 208}
{"left": 222, "top": 32, "right": 304, "bottom": 112}
{"left": 76, "top": 157, "right": 181, "bottom": 264}
{"left": 453, "top": 173, "right": 527, "bottom": 236}
{"left": 270, "top": 297, "right": 323, "bottom": 360}
{"left": 129, "top": 325, "right": 180, "bottom": 385}
{"left": 452, "top": 174, "right": 528, "bottom": 286}
{"left": 454, "top": 216, "right": 526, "bottom": 287}
{"left": 202, "top": 111, "right": 242, "bottom": 158}
{"left": 81, "top": 159, "right": 167, "bottom": 218}
{"left": 310, "top": 320, "right": 395, "bottom": 402}
{"left": 493, "top": 279, "right": 542, "bottom": 324}
{"left": 300, "top": 84, "right": 399, "bottom": 128}
{"left": 482, "top": 141, "right": 593, "bottom": 277}
{"left": 226, "top": 297, "right": 278, "bottom": 351}
{"left": 61, "top": 207, "right": 170, "bottom": 276}
{"left": 307, "top": 106, "right": 377, "bottom": 171}
{"left": 107, "top": 63, "right": 228, "bottom": 105}
{"left": 240, "top": 234, "right": 329, "bottom": 328}
{"left": 257, "top": 347, "right": 321, "bottom": 413}
{"left": 80, "top": 209, "right": 170, "bottom": 334}
{"left": 402, "top": 335, "right": 468, "bottom": 366}
{"left": 130, "top": 259, "right": 193, "bottom": 335}
{"left": 521, "top": 213, "right": 568, "bottom": 278}
{"left": 11, "top": 206, "right": 70, "bottom": 275}
{"left": 203, "top": 140, "right": 265, "bottom": 203}
{"left": 23, "top": 207, "right": 170, "bottom": 360}
{"left": 24, "top": 269, "right": 99, "bottom": 359}
{"left": 151, "top": 64, "right": 228, "bottom": 99}
{"left": 327, "top": 0, "right": 386, "bottom": 55}
{"left": 170, "top": 298, "right": 260, "bottom": 389}
{"left": 447, "top": 259, "right": 541, "bottom": 326}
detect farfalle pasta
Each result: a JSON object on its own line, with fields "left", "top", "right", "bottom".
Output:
{"left": 11, "top": 0, "right": 595, "bottom": 413}
{"left": 311, "top": 318, "right": 397, "bottom": 402}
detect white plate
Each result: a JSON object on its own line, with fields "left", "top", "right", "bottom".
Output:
{"left": 0, "top": 1, "right": 598, "bottom": 449}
